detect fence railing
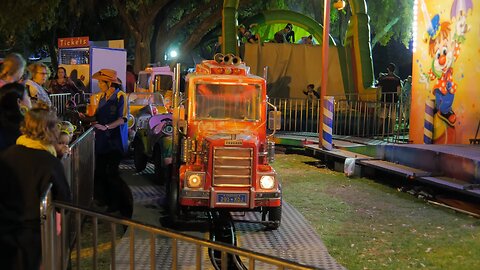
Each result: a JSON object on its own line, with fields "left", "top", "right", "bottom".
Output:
{"left": 50, "top": 92, "right": 92, "bottom": 119}
{"left": 42, "top": 126, "right": 317, "bottom": 269}
{"left": 270, "top": 92, "right": 410, "bottom": 143}
{"left": 40, "top": 186, "right": 319, "bottom": 270}
{"left": 61, "top": 127, "right": 95, "bottom": 207}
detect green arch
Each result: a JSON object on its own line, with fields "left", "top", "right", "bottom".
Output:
{"left": 242, "top": 10, "right": 337, "bottom": 47}
{"left": 347, "top": 0, "right": 375, "bottom": 89}
{"left": 222, "top": 0, "right": 374, "bottom": 92}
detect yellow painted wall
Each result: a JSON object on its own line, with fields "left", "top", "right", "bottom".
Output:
{"left": 411, "top": 0, "right": 479, "bottom": 144}
{"left": 244, "top": 43, "right": 345, "bottom": 98}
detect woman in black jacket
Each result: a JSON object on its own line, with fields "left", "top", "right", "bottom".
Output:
{"left": 0, "top": 82, "right": 32, "bottom": 152}
{"left": 0, "top": 104, "right": 71, "bottom": 270}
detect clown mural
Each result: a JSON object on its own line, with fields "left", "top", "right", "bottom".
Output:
{"left": 424, "top": 14, "right": 460, "bottom": 127}
{"left": 412, "top": 0, "right": 476, "bottom": 144}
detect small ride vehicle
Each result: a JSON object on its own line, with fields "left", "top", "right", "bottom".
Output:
{"left": 129, "top": 92, "right": 173, "bottom": 184}
{"left": 167, "top": 54, "right": 282, "bottom": 229}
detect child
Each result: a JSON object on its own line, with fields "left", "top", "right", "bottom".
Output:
{"left": 55, "top": 120, "right": 76, "bottom": 158}
{"left": 303, "top": 84, "right": 320, "bottom": 100}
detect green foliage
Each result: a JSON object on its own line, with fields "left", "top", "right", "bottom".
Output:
{"left": 365, "top": 0, "right": 414, "bottom": 47}
{"left": 0, "top": 0, "right": 61, "bottom": 48}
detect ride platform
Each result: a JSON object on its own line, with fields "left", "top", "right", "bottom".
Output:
{"left": 113, "top": 162, "right": 345, "bottom": 269}
{"left": 274, "top": 132, "right": 480, "bottom": 199}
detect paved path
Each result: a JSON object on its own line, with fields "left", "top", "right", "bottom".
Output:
{"left": 114, "top": 161, "right": 346, "bottom": 269}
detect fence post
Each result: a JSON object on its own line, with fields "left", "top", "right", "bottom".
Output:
{"left": 424, "top": 99, "right": 434, "bottom": 144}
{"left": 40, "top": 183, "right": 55, "bottom": 270}
{"left": 322, "top": 96, "right": 334, "bottom": 150}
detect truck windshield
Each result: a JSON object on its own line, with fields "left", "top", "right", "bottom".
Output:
{"left": 128, "top": 92, "right": 166, "bottom": 107}
{"left": 153, "top": 74, "right": 173, "bottom": 92}
{"left": 195, "top": 83, "right": 261, "bottom": 121}
{"left": 137, "top": 72, "right": 151, "bottom": 90}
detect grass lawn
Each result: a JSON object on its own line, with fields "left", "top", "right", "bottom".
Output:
{"left": 273, "top": 153, "right": 480, "bottom": 270}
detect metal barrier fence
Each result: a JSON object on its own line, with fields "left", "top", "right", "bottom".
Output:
{"left": 50, "top": 92, "right": 92, "bottom": 118}
{"left": 61, "top": 127, "right": 95, "bottom": 207}
{"left": 40, "top": 186, "right": 318, "bottom": 270}
{"left": 270, "top": 93, "right": 410, "bottom": 143}
{"left": 50, "top": 93, "right": 72, "bottom": 116}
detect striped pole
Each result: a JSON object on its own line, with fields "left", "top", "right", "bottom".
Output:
{"left": 322, "top": 96, "right": 334, "bottom": 150}
{"left": 424, "top": 99, "right": 434, "bottom": 144}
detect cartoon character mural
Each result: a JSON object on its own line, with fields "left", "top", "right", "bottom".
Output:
{"left": 424, "top": 14, "right": 459, "bottom": 127}
{"left": 412, "top": 0, "right": 476, "bottom": 144}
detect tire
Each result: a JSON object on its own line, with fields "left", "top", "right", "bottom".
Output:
{"left": 266, "top": 205, "right": 282, "bottom": 230}
{"left": 133, "top": 139, "right": 148, "bottom": 172}
{"left": 153, "top": 145, "right": 172, "bottom": 185}
{"left": 167, "top": 178, "right": 179, "bottom": 227}
{"left": 153, "top": 146, "right": 163, "bottom": 184}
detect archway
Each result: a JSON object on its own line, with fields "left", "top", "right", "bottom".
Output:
{"left": 222, "top": 0, "right": 374, "bottom": 92}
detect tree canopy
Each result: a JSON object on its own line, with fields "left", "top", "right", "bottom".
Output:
{"left": 0, "top": 0, "right": 413, "bottom": 72}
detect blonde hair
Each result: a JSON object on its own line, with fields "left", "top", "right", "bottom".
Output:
{"left": 20, "top": 103, "right": 59, "bottom": 145}
{"left": 0, "top": 53, "right": 26, "bottom": 80}
{"left": 27, "top": 62, "right": 48, "bottom": 78}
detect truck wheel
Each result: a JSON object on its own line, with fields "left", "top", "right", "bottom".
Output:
{"left": 154, "top": 146, "right": 172, "bottom": 185}
{"left": 266, "top": 205, "right": 282, "bottom": 230}
{"left": 167, "top": 178, "right": 179, "bottom": 227}
{"left": 153, "top": 147, "right": 164, "bottom": 185}
{"left": 133, "top": 139, "right": 148, "bottom": 172}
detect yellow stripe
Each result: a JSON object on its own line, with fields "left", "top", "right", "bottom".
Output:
{"left": 323, "top": 108, "right": 333, "bottom": 119}
{"left": 70, "top": 242, "right": 113, "bottom": 260}
{"left": 322, "top": 123, "right": 332, "bottom": 134}
{"left": 425, "top": 115, "right": 433, "bottom": 123}
{"left": 424, "top": 129, "right": 432, "bottom": 138}
{"left": 117, "top": 91, "right": 128, "bottom": 118}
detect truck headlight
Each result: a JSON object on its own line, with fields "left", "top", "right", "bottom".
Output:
{"left": 186, "top": 172, "right": 204, "bottom": 188}
{"left": 260, "top": 175, "right": 275, "bottom": 189}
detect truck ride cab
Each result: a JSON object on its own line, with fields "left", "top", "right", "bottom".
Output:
{"left": 169, "top": 54, "right": 281, "bottom": 229}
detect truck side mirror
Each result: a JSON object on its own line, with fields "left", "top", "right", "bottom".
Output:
{"left": 268, "top": 111, "right": 281, "bottom": 130}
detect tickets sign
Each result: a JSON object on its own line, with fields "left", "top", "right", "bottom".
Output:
{"left": 58, "top": 36, "right": 89, "bottom": 48}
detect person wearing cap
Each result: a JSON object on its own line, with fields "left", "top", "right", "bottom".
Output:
{"left": 285, "top": 23, "right": 295, "bottom": 43}
{"left": 79, "top": 68, "right": 128, "bottom": 213}
{"left": 273, "top": 23, "right": 294, "bottom": 43}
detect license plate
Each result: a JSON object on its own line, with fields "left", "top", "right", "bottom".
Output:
{"left": 216, "top": 193, "right": 247, "bottom": 204}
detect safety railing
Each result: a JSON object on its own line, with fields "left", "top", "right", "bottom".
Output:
{"left": 40, "top": 186, "right": 320, "bottom": 270}
{"left": 50, "top": 93, "right": 72, "bottom": 116}
{"left": 50, "top": 92, "right": 92, "bottom": 119}
{"left": 61, "top": 127, "right": 95, "bottom": 207}
{"left": 270, "top": 92, "right": 410, "bottom": 143}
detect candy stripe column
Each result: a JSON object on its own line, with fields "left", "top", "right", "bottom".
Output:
{"left": 423, "top": 99, "right": 434, "bottom": 144}
{"left": 322, "top": 96, "right": 334, "bottom": 150}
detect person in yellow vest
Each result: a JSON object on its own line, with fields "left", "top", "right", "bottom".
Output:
{"left": 79, "top": 69, "right": 129, "bottom": 213}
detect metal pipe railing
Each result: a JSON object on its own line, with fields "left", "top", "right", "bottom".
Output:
{"left": 61, "top": 127, "right": 95, "bottom": 207}
{"left": 272, "top": 93, "right": 410, "bottom": 143}
{"left": 41, "top": 197, "right": 320, "bottom": 270}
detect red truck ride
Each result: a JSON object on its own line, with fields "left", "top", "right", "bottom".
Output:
{"left": 168, "top": 54, "right": 282, "bottom": 229}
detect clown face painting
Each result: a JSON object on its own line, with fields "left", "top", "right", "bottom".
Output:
{"left": 410, "top": 0, "right": 477, "bottom": 144}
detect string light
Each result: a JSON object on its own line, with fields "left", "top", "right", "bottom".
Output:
{"left": 412, "top": 0, "right": 418, "bottom": 52}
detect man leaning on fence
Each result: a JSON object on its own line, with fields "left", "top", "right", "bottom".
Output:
{"left": 376, "top": 63, "right": 402, "bottom": 135}
{"left": 377, "top": 63, "right": 402, "bottom": 103}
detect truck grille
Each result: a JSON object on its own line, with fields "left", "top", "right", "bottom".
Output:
{"left": 213, "top": 147, "right": 253, "bottom": 186}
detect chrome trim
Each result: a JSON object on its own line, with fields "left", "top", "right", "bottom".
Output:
{"left": 213, "top": 147, "right": 253, "bottom": 187}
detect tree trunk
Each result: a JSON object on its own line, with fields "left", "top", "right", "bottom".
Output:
{"left": 133, "top": 29, "right": 152, "bottom": 72}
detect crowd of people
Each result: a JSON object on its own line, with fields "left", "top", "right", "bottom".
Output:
{"left": 0, "top": 52, "right": 130, "bottom": 269}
